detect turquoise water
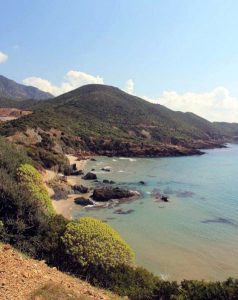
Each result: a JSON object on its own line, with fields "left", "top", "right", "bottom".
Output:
{"left": 73, "top": 144, "right": 238, "bottom": 281}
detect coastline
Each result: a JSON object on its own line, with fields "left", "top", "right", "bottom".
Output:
{"left": 43, "top": 154, "right": 90, "bottom": 219}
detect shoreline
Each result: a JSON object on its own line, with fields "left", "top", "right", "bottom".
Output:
{"left": 43, "top": 143, "right": 230, "bottom": 219}
{"left": 43, "top": 154, "right": 90, "bottom": 219}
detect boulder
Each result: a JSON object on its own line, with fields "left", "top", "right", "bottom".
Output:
{"left": 82, "top": 172, "right": 97, "bottom": 180}
{"left": 92, "top": 186, "right": 135, "bottom": 202}
{"left": 72, "top": 185, "right": 88, "bottom": 194}
{"left": 90, "top": 158, "right": 97, "bottom": 161}
{"left": 101, "top": 167, "right": 110, "bottom": 172}
{"left": 139, "top": 181, "right": 146, "bottom": 185}
{"left": 161, "top": 195, "right": 169, "bottom": 202}
{"left": 74, "top": 197, "right": 94, "bottom": 206}
{"left": 103, "top": 179, "right": 115, "bottom": 184}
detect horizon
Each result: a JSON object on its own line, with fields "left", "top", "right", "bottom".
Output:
{"left": 1, "top": 0, "right": 238, "bottom": 122}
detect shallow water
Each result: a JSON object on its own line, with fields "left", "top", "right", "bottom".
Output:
{"left": 73, "top": 144, "right": 238, "bottom": 281}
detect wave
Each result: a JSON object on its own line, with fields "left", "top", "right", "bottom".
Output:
{"left": 119, "top": 157, "right": 137, "bottom": 162}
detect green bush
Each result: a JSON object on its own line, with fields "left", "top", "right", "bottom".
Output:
{"left": 61, "top": 217, "right": 134, "bottom": 270}
{"left": 0, "top": 169, "right": 49, "bottom": 256}
{"left": 88, "top": 265, "right": 159, "bottom": 299}
{"left": 17, "top": 163, "right": 55, "bottom": 215}
{"left": 40, "top": 215, "right": 68, "bottom": 266}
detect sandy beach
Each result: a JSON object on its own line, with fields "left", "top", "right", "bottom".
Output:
{"left": 42, "top": 154, "right": 89, "bottom": 219}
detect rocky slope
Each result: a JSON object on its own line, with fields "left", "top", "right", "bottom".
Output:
{"left": 0, "top": 244, "right": 121, "bottom": 300}
{"left": 0, "top": 107, "right": 32, "bottom": 121}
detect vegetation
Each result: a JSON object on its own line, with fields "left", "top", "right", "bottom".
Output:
{"left": 62, "top": 217, "right": 135, "bottom": 269}
{"left": 30, "top": 282, "right": 90, "bottom": 300}
{"left": 0, "top": 104, "right": 238, "bottom": 299}
{"left": 0, "top": 84, "right": 225, "bottom": 147}
{"left": 0, "top": 137, "right": 49, "bottom": 256}
{"left": 214, "top": 122, "right": 238, "bottom": 140}
{"left": 17, "top": 163, "right": 55, "bottom": 215}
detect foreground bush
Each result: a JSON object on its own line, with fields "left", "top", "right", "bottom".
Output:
{"left": 85, "top": 264, "right": 159, "bottom": 300}
{"left": 62, "top": 217, "right": 135, "bottom": 269}
{"left": 17, "top": 163, "right": 55, "bottom": 215}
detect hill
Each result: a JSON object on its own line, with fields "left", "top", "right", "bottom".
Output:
{"left": 214, "top": 122, "right": 238, "bottom": 141}
{"left": 34, "top": 84, "right": 222, "bottom": 142}
{"left": 0, "top": 84, "right": 227, "bottom": 168}
{"left": 0, "top": 75, "right": 53, "bottom": 100}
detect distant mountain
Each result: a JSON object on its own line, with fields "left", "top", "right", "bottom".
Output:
{"left": 0, "top": 75, "right": 53, "bottom": 100}
{"left": 214, "top": 122, "right": 238, "bottom": 141}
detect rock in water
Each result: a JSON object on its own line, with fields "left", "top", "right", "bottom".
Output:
{"left": 83, "top": 172, "right": 97, "bottom": 180}
{"left": 92, "top": 186, "right": 135, "bottom": 201}
{"left": 161, "top": 195, "right": 168, "bottom": 202}
{"left": 74, "top": 197, "right": 94, "bottom": 206}
{"left": 102, "top": 179, "right": 115, "bottom": 184}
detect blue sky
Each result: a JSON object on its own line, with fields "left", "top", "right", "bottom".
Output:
{"left": 1, "top": 0, "right": 238, "bottom": 122}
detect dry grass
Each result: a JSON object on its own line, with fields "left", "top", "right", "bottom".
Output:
{"left": 29, "top": 282, "right": 91, "bottom": 300}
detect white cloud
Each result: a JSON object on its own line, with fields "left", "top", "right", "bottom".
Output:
{"left": 143, "top": 86, "right": 238, "bottom": 122}
{"left": 0, "top": 51, "right": 8, "bottom": 64}
{"left": 23, "top": 70, "right": 104, "bottom": 96}
{"left": 125, "top": 79, "right": 134, "bottom": 94}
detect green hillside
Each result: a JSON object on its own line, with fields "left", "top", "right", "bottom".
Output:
{"left": 1, "top": 84, "right": 223, "bottom": 141}
{"left": 214, "top": 122, "right": 238, "bottom": 140}
{"left": 0, "top": 84, "right": 228, "bottom": 169}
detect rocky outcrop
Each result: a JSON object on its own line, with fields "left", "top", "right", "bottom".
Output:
{"left": 92, "top": 186, "right": 136, "bottom": 202}
{"left": 83, "top": 172, "right": 97, "bottom": 180}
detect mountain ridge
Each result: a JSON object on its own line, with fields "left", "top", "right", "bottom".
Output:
{"left": 0, "top": 75, "right": 53, "bottom": 100}
{"left": 0, "top": 83, "right": 229, "bottom": 169}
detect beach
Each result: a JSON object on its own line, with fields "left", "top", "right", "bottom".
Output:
{"left": 43, "top": 154, "right": 89, "bottom": 219}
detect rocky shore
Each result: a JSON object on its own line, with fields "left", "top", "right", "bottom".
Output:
{"left": 44, "top": 154, "right": 141, "bottom": 218}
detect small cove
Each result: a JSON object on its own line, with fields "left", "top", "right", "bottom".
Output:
{"left": 70, "top": 144, "right": 238, "bottom": 281}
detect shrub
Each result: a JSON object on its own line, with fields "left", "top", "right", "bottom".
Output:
{"left": 17, "top": 164, "right": 55, "bottom": 215}
{"left": 177, "top": 279, "right": 238, "bottom": 300}
{"left": 88, "top": 265, "right": 159, "bottom": 299}
{"left": 0, "top": 169, "right": 49, "bottom": 256}
{"left": 153, "top": 280, "right": 179, "bottom": 299}
{"left": 40, "top": 215, "right": 68, "bottom": 265}
{"left": 61, "top": 217, "right": 135, "bottom": 270}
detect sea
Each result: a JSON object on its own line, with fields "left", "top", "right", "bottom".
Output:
{"left": 72, "top": 144, "right": 238, "bottom": 281}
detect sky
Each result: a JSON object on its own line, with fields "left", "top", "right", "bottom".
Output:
{"left": 1, "top": 0, "right": 238, "bottom": 122}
